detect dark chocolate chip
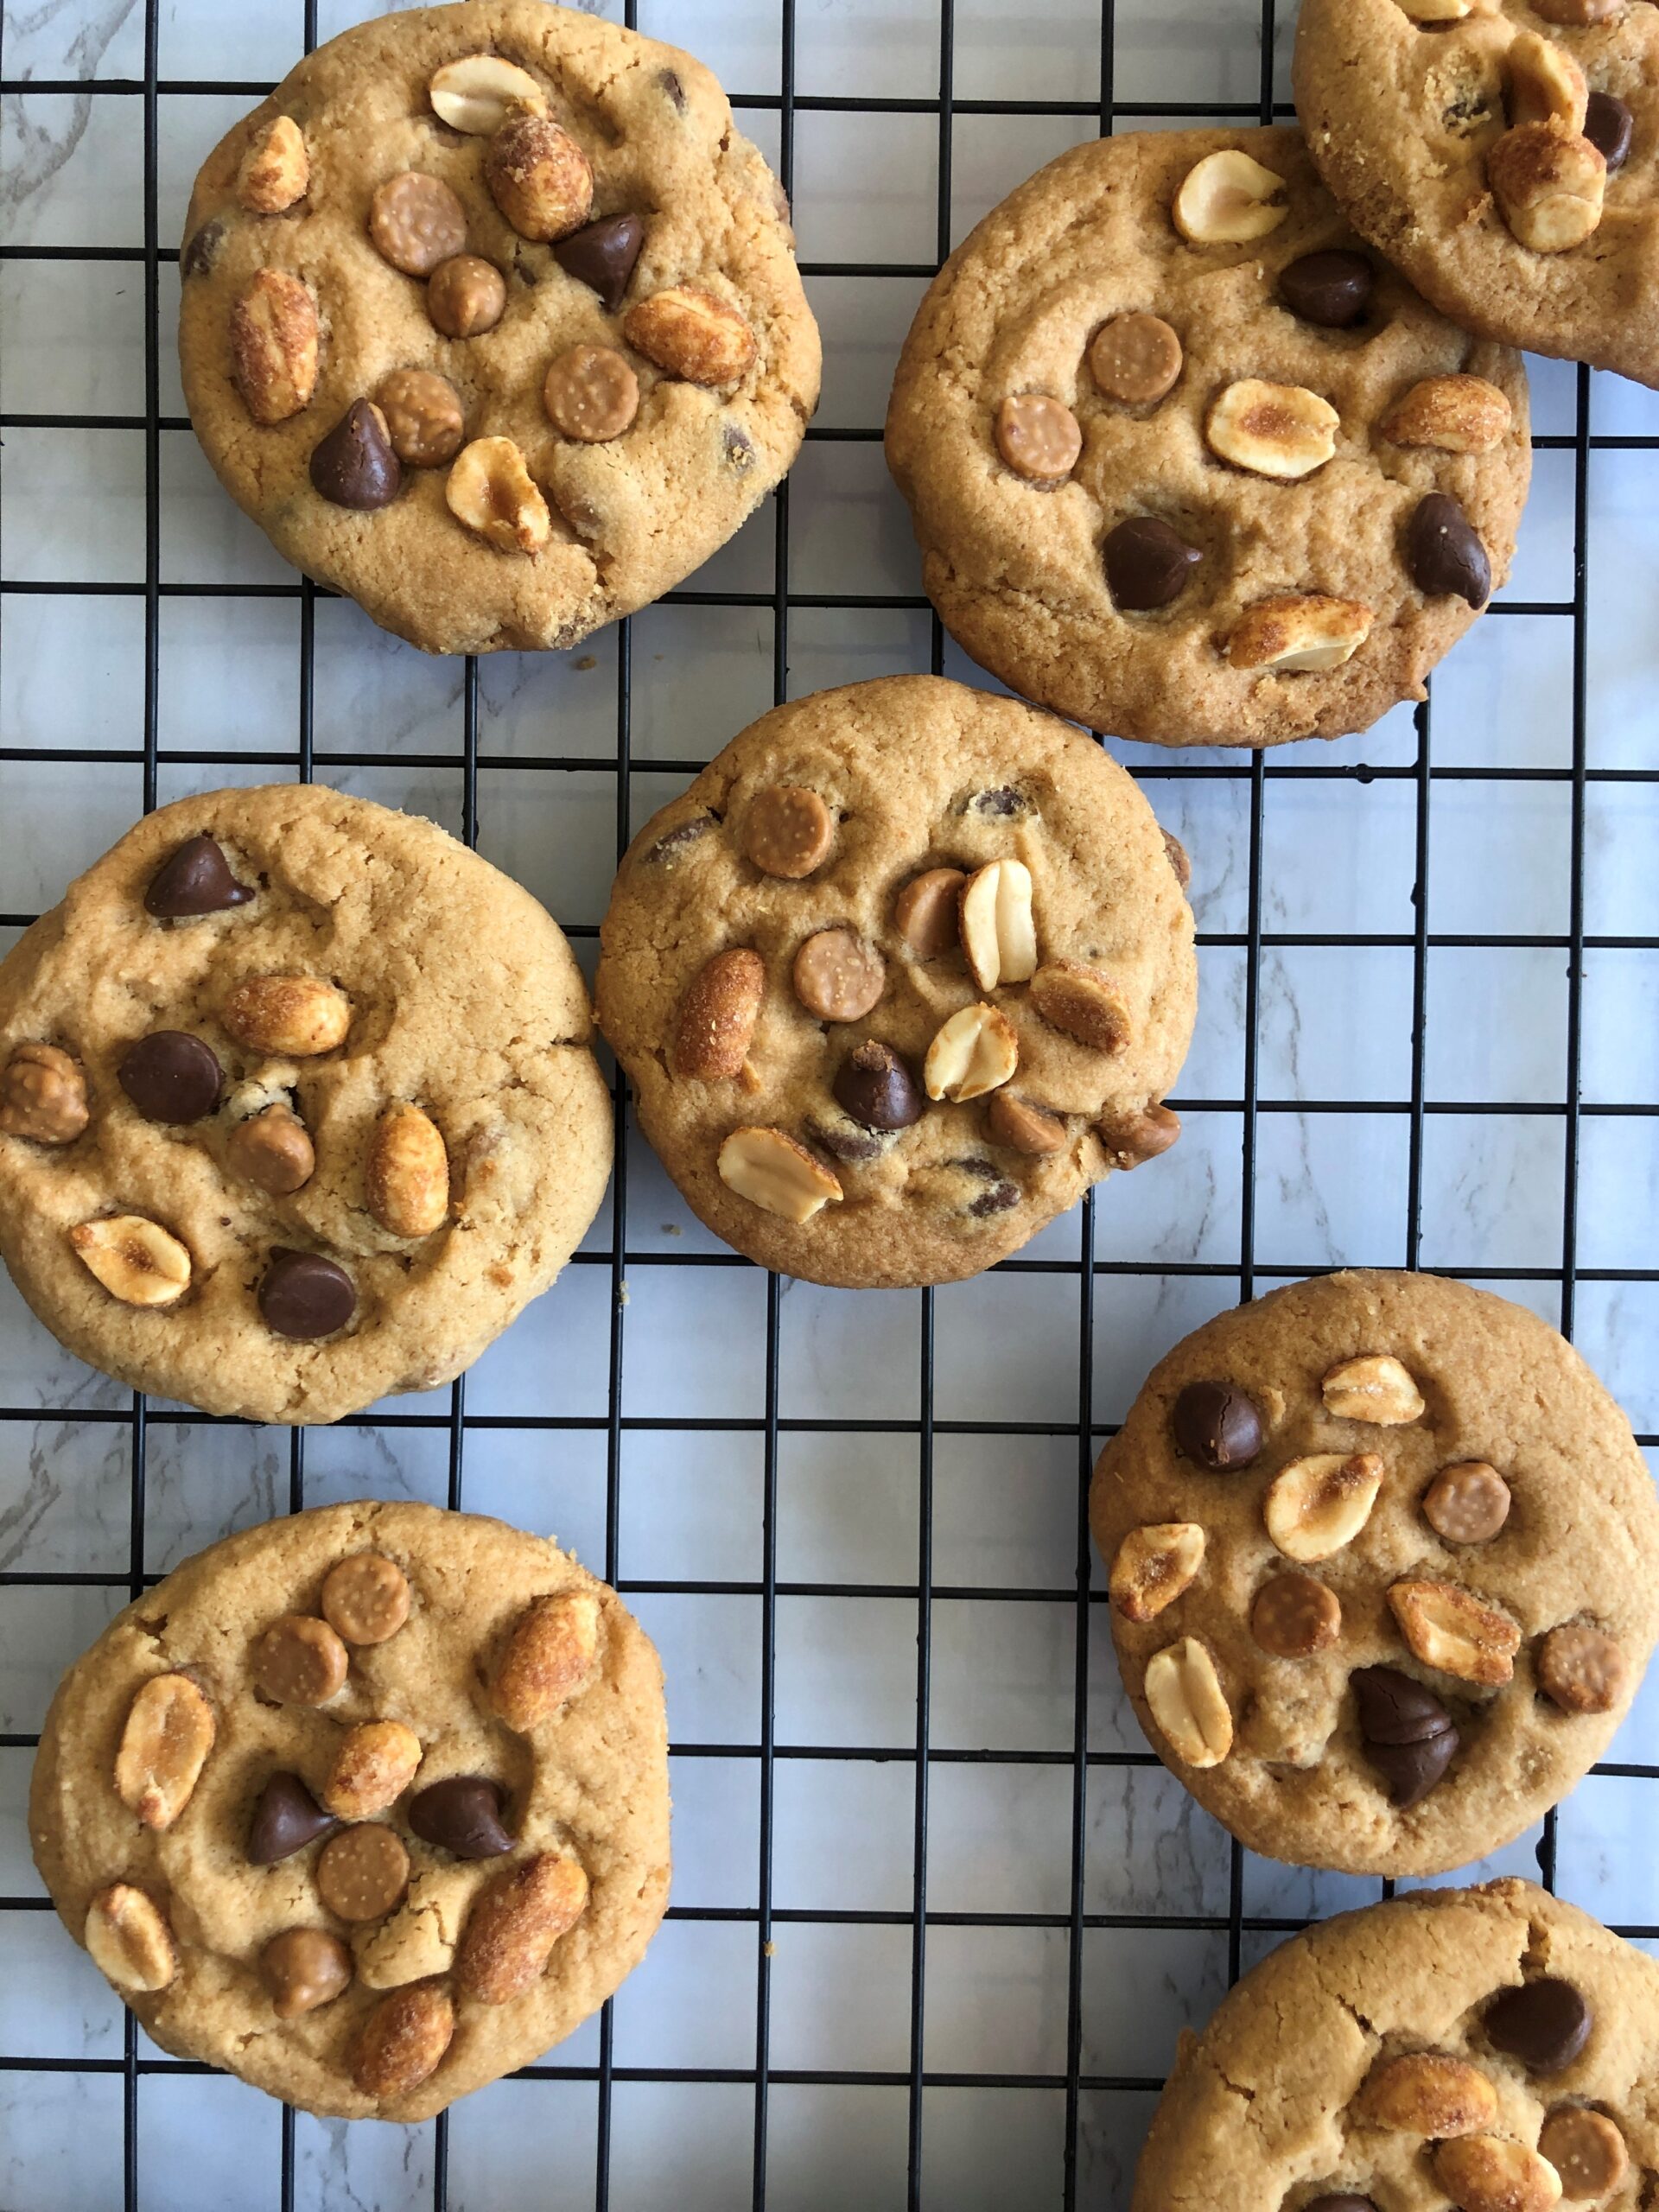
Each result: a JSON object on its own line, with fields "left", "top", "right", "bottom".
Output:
{"left": 1585, "top": 90, "right": 1633, "bottom": 172}
{"left": 181, "top": 219, "right": 225, "bottom": 280}
{"left": 144, "top": 835, "right": 253, "bottom": 918}
{"left": 409, "top": 1776, "right": 514, "bottom": 1860}
{"left": 552, "top": 213, "right": 645, "bottom": 312}
{"left": 806, "top": 1116, "right": 890, "bottom": 1165}
{"left": 258, "top": 1248, "right": 356, "bottom": 1340}
{"left": 648, "top": 816, "right": 716, "bottom": 864}
{"left": 118, "top": 1031, "right": 222, "bottom": 1125}
{"left": 309, "top": 399, "right": 403, "bottom": 512}
{"left": 966, "top": 785, "right": 1029, "bottom": 818}
{"left": 1484, "top": 1978, "right": 1592, "bottom": 2074}
{"left": 1162, "top": 829, "right": 1192, "bottom": 892}
{"left": 1279, "top": 249, "right": 1375, "bottom": 328}
{"left": 248, "top": 1770, "right": 336, "bottom": 1865}
{"left": 1171, "top": 1381, "right": 1262, "bottom": 1471}
{"left": 658, "top": 67, "right": 687, "bottom": 111}
{"left": 1103, "top": 516, "right": 1202, "bottom": 612}
{"left": 833, "top": 1040, "right": 924, "bottom": 1132}
{"left": 960, "top": 1161, "right": 1020, "bottom": 1216}
{"left": 1364, "top": 1727, "right": 1459, "bottom": 1809}
{"left": 723, "top": 422, "right": 755, "bottom": 472}
{"left": 1406, "top": 493, "right": 1491, "bottom": 608}
{"left": 1351, "top": 1663, "right": 1458, "bottom": 1745}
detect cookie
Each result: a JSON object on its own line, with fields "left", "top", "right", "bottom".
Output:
{"left": 178, "top": 0, "right": 820, "bottom": 655}
{"left": 884, "top": 126, "right": 1531, "bottom": 749}
{"left": 1132, "top": 1878, "right": 1659, "bottom": 2211}
{"left": 29, "top": 1501, "right": 670, "bottom": 2122}
{"left": 1296, "top": 0, "right": 1659, "bottom": 390}
{"left": 1090, "top": 1270, "right": 1659, "bottom": 1876}
{"left": 0, "top": 785, "right": 611, "bottom": 1424}
{"left": 594, "top": 677, "right": 1197, "bottom": 1288}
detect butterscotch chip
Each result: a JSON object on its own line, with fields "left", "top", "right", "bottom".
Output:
{"left": 1538, "top": 1622, "right": 1626, "bottom": 1714}
{"left": 369, "top": 171, "right": 467, "bottom": 276}
{"left": 1424, "top": 1461, "right": 1510, "bottom": 1544}
{"left": 321, "top": 1552, "right": 411, "bottom": 1644}
{"left": 316, "top": 1822, "right": 410, "bottom": 1921}
{"left": 1538, "top": 2107, "right": 1628, "bottom": 2199}
{"left": 1250, "top": 1573, "right": 1340, "bottom": 1658}
{"left": 543, "top": 345, "right": 639, "bottom": 442}
{"left": 742, "top": 786, "right": 833, "bottom": 878}
{"left": 986, "top": 1091, "right": 1066, "bottom": 1155}
{"left": 893, "top": 868, "right": 966, "bottom": 959}
{"left": 427, "top": 253, "right": 505, "bottom": 339}
{"left": 1090, "top": 313, "right": 1183, "bottom": 405}
{"left": 1030, "top": 961, "right": 1131, "bottom": 1053}
{"left": 994, "top": 393, "right": 1082, "bottom": 481}
{"left": 262, "top": 1927, "right": 353, "bottom": 2019}
{"left": 792, "top": 929, "right": 885, "bottom": 1022}
{"left": 1101, "top": 1101, "right": 1181, "bottom": 1168}
{"left": 374, "top": 369, "right": 465, "bottom": 468}
{"left": 251, "top": 1612, "right": 348, "bottom": 1705}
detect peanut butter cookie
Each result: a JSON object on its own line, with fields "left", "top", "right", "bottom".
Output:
{"left": 0, "top": 785, "right": 610, "bottom": 1423}
{"left": 885, "top": 126, "right": 1531, "bottom": 748}
{"left": 1091, "top": 1270, "right": 1659, "bottom": 1876}
{"left": 30, "top": 1502, "right": 670, "bottom": 2121}
{"left": 595, "top": 677, "right": 1197, "bottom": 1287}
{"left": 178, "top": 0, "right": 819, "bottom": 653}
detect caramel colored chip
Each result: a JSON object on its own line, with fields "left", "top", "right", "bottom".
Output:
{"left": 317, "top": 1822, "right": 410, "bottom": 1922}
{"left": 262, "top": 1927, "right": 353, "bottom": 2019}
{"left": 490, "top": 1592, "right": 601, "bottom": 1731}
{"left": 1538, "top": 2107, "right": 1628, "bottom": 2200}
{"left": 743, "top": 786, "right": 834, "bottom": 878}
{"left": 623, "top": 286, "right": 757, "bottom": 386}
{"left": 321, "top": 1552, "right": 411, "bottom": 1645}
{"left": 375, "top": 368, "right": 466, "bottom": 468}
{"left": 321, "top": 1720, "right": 423, "bottom": 1821}
{"left": 369, "top": 170, "right": 467, "bottom": 276}
{"left": 1537, "top": 1622, "right": 1626, "bottom": 1714}
{"left": 893, "top": 868, "right": 965, "bottom": 958}
{"left": 792, "top": 929, "right": 885, "bottom": 1022}
{"left": 1109, "top": 1522, "right": 1205, "bottom": 1624}
{"left": 1029, "top": 961, "right": 1131, "bottom": 1054}
{"left": 350, "top": 1980, "right": 454, "bottom": 2100}
{"left": 1101, "top": 1102, "right": 1182, "bottom": 1169}
{"left": 986, "top": 1091, "right": 1066, "bottom": 1156}
{"left": 543, "top": 344, "right": 639, "bottom": 442}
{"left": 454, "top": 1851, "right": 590, "bottom": 2003}
{"left": 673, "top": 947, "right": 766, "bottom": 1079}
{"left": 1251, "top": 1573, "right": 1341, "bottom": 1658}
{"left": 1423, "top": 1461, "right": 1511, "bottom": 1545}
{"left": 114, "top": 1672, "right": 215, "bottom": 1830}
{"left": 251, "top": 1612, "right": 349, "bottom": 1706}
{"left": 994, "top": 393, "right": 1082, "bottom": 482}
{"left": 85, "top": 1883, "right": 175, "bottom": 1993}
{"left": 226, "top": 1104, "right": 315, "bottom": 1195}
{"left": 1389, "top": 1579, "right": 1521, "bottom": 1687}
{"left": 1357, "top": 2050, "right": 1497, "bottom": 2136}
{"left": 1433, "top": 2135, "right": 1562, "bottom": 2212}
{"left": 1090, "top": 313, "right": 1183, "bottom": 406}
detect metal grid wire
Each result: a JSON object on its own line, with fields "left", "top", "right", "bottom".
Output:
{"left": 3, "top": 0, "right": 1658, "bottom": 2204}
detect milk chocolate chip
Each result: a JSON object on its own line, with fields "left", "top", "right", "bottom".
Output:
{"left": 261, "top": 1927, "right": 353, "bottom": 2018}
{"left": 409, "top": 1776, "right": 514, "bottom": 1859}
{"left": 258, "top": 1248, "right": 355, "bottom": 1340}
{"left": 248, "top": 1770, "right": 337, "bottom": 1865}
{"left": 833, "top": 1040, "right": 924, "bottom": 1132}
{"left": 1171, "top": 1381, "right": 1262, "bottom": 1470}
{"left": 552, "top": 212, "right": 645, "bottom": 310}
{"left": 1584, "top": 90, "right": 1632, "bottom": 171}
{"left": 1484, "top": 1978, "right": 1592, "bottom": 2073}
{"left": 310, "top": 399, "right": 403, "bottom": 511}
{"left": 1279, "top": 250, "right": 1374, "bottom": 327}
{"left": 1351, "top": 1663, "right": 1459, "bottom": 1808}
{"left": 144, "top": 835, "right": 253, "bottom": 918}
{"left": 118, "top": 1032, "right": 222, "bottom": 1124}
{"left": 1407, "top": 493, "right": 1491, "bottom": 608}
{"left": 1103, "top": 516, "right": 1202, "bottom": 611}
{"left": 1251, "top": 1573, "right": 1341, "bottom": 1658}
{"left": 427, "top": 253, "right": 506, "bottom": 338}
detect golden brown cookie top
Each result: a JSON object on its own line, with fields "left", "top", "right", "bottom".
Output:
{"left": 178, "top": 0, "right": 820, "bottom": 654}
{"left": 1132, "top": 1880, "right": 1659, "bottom": 2210}
{"left": 1296, "top": 0, "right": 1659, "bottom": 387}
{"left": 885, "top": 125, "right": 1531, "bottom": 749}
{"left": 0, "top": 785, "right": 611, "bottom": 1423}
{"left": 595, "top": 676, "right": 1197, "bottom": 1288}
{"left": 1091, "top": 1270, "right": 1659, "bottom": 1877}
{"left": 29, "top": 1501, "right": 671, "bottom": 2123}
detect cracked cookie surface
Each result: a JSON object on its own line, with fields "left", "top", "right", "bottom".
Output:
{"left": 30, "top": 1501, "right": 670, "bottom": 2121}
{"left": 0, "top": 784, "right": 611, "bottom": 1423}
{"left": 1090, "top": 1270, "right": 1659, "bottom": 1875}
{"left": 1132, "top": 1878, "right": 1659, "bottom": 2212}
{"left": 179, "top": 0, "right": 820, "bottom": 654}
{"left": 1296, "top": 0, "right": 1659, "bottom": 389}
{"left": 594, "top": 676, "right": 1197, "bottom": 1288}
{"left": 885, "top": 126, "right": 1530, "bottom": 748}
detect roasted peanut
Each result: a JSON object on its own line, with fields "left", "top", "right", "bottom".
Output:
{"left": 113, "top": 1673, "right": 215, "bottom": 1829}
{"left": 490, "top": 1592, "right": 601, "bottom": 1730}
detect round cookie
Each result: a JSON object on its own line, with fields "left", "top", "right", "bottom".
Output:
{"left": 1090, "top": 1270, "right": 1659, "bottom": 1876}
{"left": 179, "top": 0, "right": 821, "bottom": 654}
{"left": 1132, "top": 1878, "right": 1659, "bottom": 2211}
{"left": 29, "top": 1501, "right": 671, "bottom": 2122}
{"left": 884, "top": 127, "right": 1531, "bottom": 749}
{"left": 595, "top": 677, "right": 1197, "bottom": 1288}
{"left": 1296, "top": 0, "right": 1659, "bottom": 390}
{"left": 0, "top": 785, "right": 611, "bottom": 1424}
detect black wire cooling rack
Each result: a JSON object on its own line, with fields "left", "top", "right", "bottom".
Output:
{"left": 3, "top": 0, "right": 1658, "bottom": 2205}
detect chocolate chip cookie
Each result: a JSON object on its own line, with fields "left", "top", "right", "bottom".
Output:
{"left": 0, "top": 785, "right": 611, "bottom": 1424}
{"left": 29, "top": 1501, "right": 670, "bottom": 2122}
{"left": 178, "top": 0, "right": 820, "bottom": 654}
{"left": 1090, "top": 1271, "right": 1659, "bottom": 1876}
{"left": 594, "top": 677, "right": 1197, "bottom": 1287}
{"left": 885, "top": 126, "right": 1531, "bottom": 749}
{"left": 1296, "top": 0, "right": 1659, "bottom": 389}
{"left": 1132, "top": 1878, "right": 1659, "bottom": 2212}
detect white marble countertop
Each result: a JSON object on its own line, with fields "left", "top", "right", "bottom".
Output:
{"left": 3, "top": 0, "right": 1658, "bottom": 2205}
